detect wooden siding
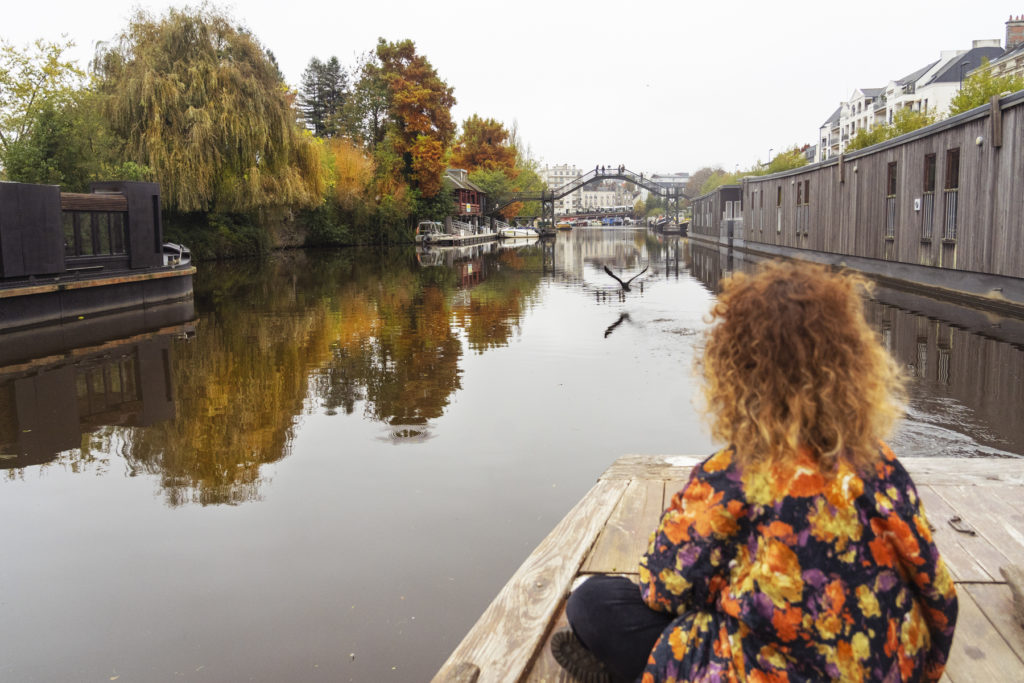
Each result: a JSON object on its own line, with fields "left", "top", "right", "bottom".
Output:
{"left": 60, "top": 192, "right": 128, "bottom": 212}
{"left": 739, "top": 91, "right": 1024, "bottom": 280}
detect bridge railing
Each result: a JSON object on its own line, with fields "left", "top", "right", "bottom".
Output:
{"left": 488, "top": 168, "right": 685, "bottom": 213}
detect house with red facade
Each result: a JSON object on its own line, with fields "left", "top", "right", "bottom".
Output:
{"left": 444, "top": 168, "right": 486, "bottom": 224}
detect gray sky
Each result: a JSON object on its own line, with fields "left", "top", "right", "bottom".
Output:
{"left": 4, "top": 0, "right": 1017, "bottom": 174}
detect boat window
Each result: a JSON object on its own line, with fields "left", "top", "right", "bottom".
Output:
{"left": 97, "top": 213, "right": 111, "bottom": 254}
{"left": 63, "top": 212, "right": 76, "bottom": 257}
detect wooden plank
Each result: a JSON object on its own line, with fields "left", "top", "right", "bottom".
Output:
{"left": 599, "top": 454, "right": 700, "bottom": 480}
{"left": 965, "top": 583, "right": 1024, "bottom": 664}
{"left": 931, "top": 485, "right": 1024, "bottom": 576}
{"left": 901, "top": 458, "right": 1024, "bottom": 486}
{"left": 917, "top": 485, "right": 997, "bottom": 582}
{"left": 60, "top": 192, "right": 128, "bottom": 212}
{"left": 433, "top": 478, "right": 629, "bottom": 683}
{"left": 944, "top": 584, "right": 1024, "bottom": 681}
{"left": 584, "top": 479, "right": 664, "bottom": 573}
{"left": 523, "top": 605, "right": 572, "bottom": 683}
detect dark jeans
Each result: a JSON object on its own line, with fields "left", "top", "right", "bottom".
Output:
{"left": 565, "top": 575, "right": 674, "bottom": 683}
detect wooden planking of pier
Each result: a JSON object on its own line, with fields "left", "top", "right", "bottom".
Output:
{"left": 433, "top": 455, "right": 1024, "bottom": 683}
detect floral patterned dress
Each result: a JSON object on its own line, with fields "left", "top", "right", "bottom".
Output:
{"left": 638, "top": 445, "right": 957, "bottom": 682}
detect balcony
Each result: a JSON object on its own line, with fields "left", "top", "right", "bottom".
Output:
{"left": 456, "top": 203, "right": 481, "bottom": 216}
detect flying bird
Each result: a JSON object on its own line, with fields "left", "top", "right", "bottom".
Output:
{"left": 603, "top": 265, "right": 648, "bottom": 291}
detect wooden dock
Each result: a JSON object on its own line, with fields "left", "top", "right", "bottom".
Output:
{"left": 433, "top": 455, "right": 1024, "bottom": 682}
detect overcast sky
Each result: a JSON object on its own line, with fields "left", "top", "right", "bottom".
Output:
{"left": 4, "top": 1, "right": 1018, "bottom": 174}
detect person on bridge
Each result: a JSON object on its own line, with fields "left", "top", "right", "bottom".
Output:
{"left": 551, "top": 260, "right": 958, "bottom": 683}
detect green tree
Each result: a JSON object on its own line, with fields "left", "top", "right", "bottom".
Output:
{"left": 0, "top": 37, "right": 83, "bottom": 171}
{"left": 949, "top": 61, "right": 1024, "bottom": 115}
{"left": 684, "top": 167, "right": 718, "bottom": 198}
{"left": 337, "top": 51, "right": 390, "bottom": 150}
{"left": 845, "top": 109, "right": 936, "bottom": 152}
{"left": 94, "top": 6, "right": 325, "bottom": 213}
{"left": 299, "top": 56, "right": 348, "bottom": 137}
{"left": 2, "top": 89, "right": 122, "bottom": 190}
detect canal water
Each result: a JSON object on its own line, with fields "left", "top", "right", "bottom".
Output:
{"left": 2, "top": 229, "right": 1022, "bottom": 681}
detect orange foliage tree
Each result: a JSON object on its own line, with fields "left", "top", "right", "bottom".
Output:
{"left": 450, "top": 115, "right": 517, "bottom": 174}
{"left": 376, "top": 38, "right": 455, "bottom": 198}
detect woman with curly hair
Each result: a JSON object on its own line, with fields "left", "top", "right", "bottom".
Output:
{"left": 552, "top": 260, "right": 958, "bottom": 683}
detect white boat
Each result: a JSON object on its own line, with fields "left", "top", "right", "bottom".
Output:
{"left": 415, "top": 220, "right": 445, "bottom": 243}
{"left": 499, "top": 226, "right": 539, "bottom": 238}
{"left": 162, "top": 242, "right": 191, "bottom": 267}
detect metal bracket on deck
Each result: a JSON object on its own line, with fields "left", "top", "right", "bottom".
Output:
{"left": 947, "top": 515, "right": 977, "bottom": 535}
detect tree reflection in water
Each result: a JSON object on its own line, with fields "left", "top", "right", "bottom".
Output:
{"left": 122, "top": 245, "right": 542, "bottom": 506}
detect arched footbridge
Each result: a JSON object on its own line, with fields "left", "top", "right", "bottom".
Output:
{"left": 490, "top": 167, "right": 688, "bottom": 224}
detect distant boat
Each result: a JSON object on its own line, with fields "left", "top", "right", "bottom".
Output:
{"left": 415, "top": 220, "right": 445, "bottom": 243}
{"left": 556, "top": 220, "right": 572, "bottom": 230}
{"left": 499, "top": 226, "right": 539, "bottom": 238}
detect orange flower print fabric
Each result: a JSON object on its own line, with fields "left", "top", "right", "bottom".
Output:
{"left": 638, "top": 446, "right": 957, "bottom": 682}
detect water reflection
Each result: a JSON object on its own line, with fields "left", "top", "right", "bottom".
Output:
{"left": 0, "top": 303, "right": 194, "bottom": 471}
{"left": 687, "top": 241, "right": 1024, "bottom": 457}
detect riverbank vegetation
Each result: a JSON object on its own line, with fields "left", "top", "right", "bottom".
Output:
{"left": 0, "top": 6, "right": 540, "bottom": 259}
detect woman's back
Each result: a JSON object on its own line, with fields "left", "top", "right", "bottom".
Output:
{"left": 640, "top": 445, "right": 956, "bottom": 681}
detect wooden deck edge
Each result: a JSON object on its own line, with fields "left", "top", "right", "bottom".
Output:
{"left": 432, "top": 478, "right": 630, "bottom": 683}
{"left": 604, "top": 454, "right": 1024, "bottom": 485}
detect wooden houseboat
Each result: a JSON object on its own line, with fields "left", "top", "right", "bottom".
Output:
{"left": 0, "top": 181, "right": 194, "bottom": 332}
{"left": 689, "top": 90, "right": 1024, "bottom": 314}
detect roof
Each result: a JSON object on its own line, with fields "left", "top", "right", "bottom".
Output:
{"left": 987, "top": 40, "right": 1024, "bottom": 68}
{"left": 443, "top": 169, "right": 485, "bottom": 194}
{"left": 929, "top": 46, "right": 1006, "bottom": 83}
{"left": 861, "top": 87, "right": 885, "bottom": 97}
{"left": 821, "top": 106, "right": 841, "bottom": 127}
{"left": 898, "top": 60, "right": 939, "bottom": 85}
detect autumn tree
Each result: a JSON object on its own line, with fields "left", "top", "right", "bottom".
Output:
{"left": 375, "top": 38, "right": 455, "bottom": 198}
{"left": 684, "top": 167, "right": 719, "bottom": 198}
{"left": 450, "top": 115, "right": 516, "bottom": 172}
{"left": 94, "top": 6, "right": 325, "bottom": 213}
{"left": 299, "top": 56, "right": 348, "bottom": 137}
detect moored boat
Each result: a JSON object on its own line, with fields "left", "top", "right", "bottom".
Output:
{"left": 0, "top": 180, "right": 194, "bottom": 333}
{"left": 499, "top": 226, "right": 539, "bottom": 238}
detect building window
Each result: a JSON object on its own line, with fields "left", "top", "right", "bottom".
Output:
{"left": 943, "top": 148, "right": 960, "bottom": 241}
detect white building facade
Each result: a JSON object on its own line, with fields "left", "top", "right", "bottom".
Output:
{"left": 540, "top": 164, "right": 583, "bottom": 215}
{"left": 816, "top": 40, "right": 1005, "bottom": 161}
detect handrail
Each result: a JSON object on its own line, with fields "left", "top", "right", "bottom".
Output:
{"left": 490, "top": 167, "right": 684, "bottom": 213}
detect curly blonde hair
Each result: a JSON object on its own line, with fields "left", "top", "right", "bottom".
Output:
{"left": 698, "top": 260, "right": 905, "bottom": 473}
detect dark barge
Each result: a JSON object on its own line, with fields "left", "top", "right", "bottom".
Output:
{"left": 0, "top": 181, "right": 194, "bottom": 332}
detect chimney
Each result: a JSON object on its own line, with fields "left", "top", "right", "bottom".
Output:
{"left": 1008, "top": 14, "right": 1024, "bottom": 50}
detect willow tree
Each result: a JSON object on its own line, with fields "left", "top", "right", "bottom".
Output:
{"left": 94, "top": 7, "right": 324, "bottom": 213}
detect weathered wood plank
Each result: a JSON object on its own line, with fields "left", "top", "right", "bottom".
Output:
{"left": 965, "top": 583, "right": 1024, "bottom": 664}
{"left": 432, "top": 478, "right": 629, "bottom": 683}
{"left": 583, "top": 479, "right": 664, "bottom": 573}
{"left": 944, "top": 584, "right": 1024, "bottom": 681}
{"left": 901, "top": 458, "right": 1024, "bottom": 486}
{"left": 931, "top": 485, "right": 1024, "bottom": 575}
{"left": 60, "top": 192, "right": 128, "bottom": 212}
{"left": 523, "top": 606, "right": 572, "bottom": 683}
{"left": 917, "top": 485, "right": 996, "bottom": 582}
{"left": 599, "top": 454, "right": 702, "bottom": 480}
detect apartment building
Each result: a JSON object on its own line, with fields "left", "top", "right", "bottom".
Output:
{"left": 539, "top": 164, "right": 583, "bottom": 215}
{"left": 971, "top": 15, "right": 1024, "bottom": 80}
{"left": 816, "top": 39, "right": 1004, "bottom": 161}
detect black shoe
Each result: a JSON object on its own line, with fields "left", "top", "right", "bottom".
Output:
{"left": 550, "top": 628, "right": 613, "bottom": 683}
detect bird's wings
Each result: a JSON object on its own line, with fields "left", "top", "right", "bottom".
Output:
{"left": 624, "top": 266, "right": 649, "bottom": 286}
{"left": 603, "top": 265, "right": 625, "bottom": 286}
